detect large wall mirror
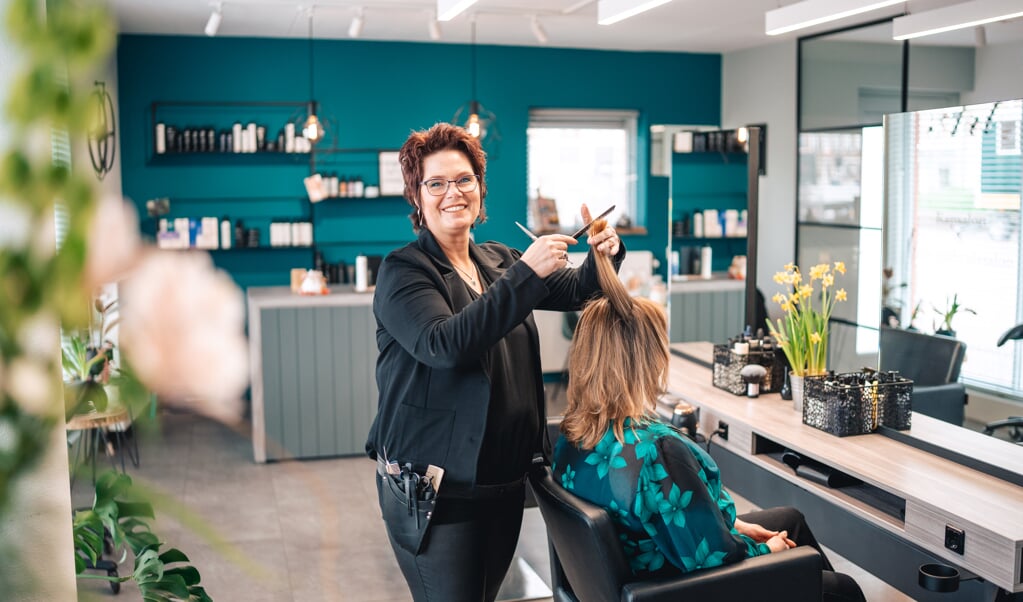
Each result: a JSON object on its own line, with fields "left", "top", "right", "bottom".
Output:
{"left": 654, "top": 123, "right": 762, "bottom": 344}
{"left": 883, "top": 98, "right": 1022, "bottom": 432}
{"left": 800, "top": 16, "right": 1023, "bottom": 451}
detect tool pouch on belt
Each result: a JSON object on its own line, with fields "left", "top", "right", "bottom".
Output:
{"left": 378, "top": 460, "right": 438, "bottom": 555}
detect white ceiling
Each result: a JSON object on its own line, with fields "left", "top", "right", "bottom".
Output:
{"left": 106, "top": 0, "right": 1023, "bottom": 53}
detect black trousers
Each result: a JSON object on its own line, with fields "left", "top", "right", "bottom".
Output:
{"left": 740, "top": 506, "right": 866, "bottom": 602}
{"left": 377, "top": 475, "right": 525, "bottom": 602}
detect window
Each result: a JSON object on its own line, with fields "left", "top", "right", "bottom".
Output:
{"left": 526, "top": 109, "right": 637, "bottom": 233}
{"left": 886, "top": 100, "right": 1023, "bottom": 396}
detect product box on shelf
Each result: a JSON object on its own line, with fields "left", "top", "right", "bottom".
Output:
{"left": 801, "top": 370, "right": 913, "bottom": 437}
{"left": 712, "top": 337, "right": 786, "bottom": 396}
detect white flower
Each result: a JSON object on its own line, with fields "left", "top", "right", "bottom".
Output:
{"left": 18, "top": 312, "right": 60, "bottom": 361}
{"left": 84, "top": 195, "right": 142, "bottom": 290}
{"left": 119, "top": 251, "right": 248, "bottom": 424}
{"left": 7, "top": 357, "right": 54, "bottom": 417}
{"left": 0, "top": 417, "right": 18, "bottom": 456}
{"left": 0, "top": 201, "right": 32, "bottom": 251}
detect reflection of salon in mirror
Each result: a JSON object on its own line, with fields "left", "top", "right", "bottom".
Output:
{"left": 795, "top": 16, "right": 1023, "bottom": 441}
{"left": 654, "top": 123, "right": 766, "bottom": 344}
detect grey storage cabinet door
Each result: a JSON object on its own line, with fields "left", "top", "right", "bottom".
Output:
{"left": 260, "top": 304, "right": 378, "bottom": 460}
{"left": 670, "top": 288, "right": 744, "bottom": 343}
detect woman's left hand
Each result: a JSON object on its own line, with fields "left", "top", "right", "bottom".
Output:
{"left": 580, "top": 203, "right": 620, "bottom": 257}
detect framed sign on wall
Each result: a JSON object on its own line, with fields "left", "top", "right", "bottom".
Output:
{"left": 378, "top": 151, "right": 403, "bottom": 197}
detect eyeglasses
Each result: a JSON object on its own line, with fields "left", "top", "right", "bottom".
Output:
{"left": 420, "top": 174, "right": 480, "bottom": 196}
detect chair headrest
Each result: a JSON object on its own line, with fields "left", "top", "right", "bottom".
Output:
{"left": 878, "top": 326, "right": 966, "bottom": 385}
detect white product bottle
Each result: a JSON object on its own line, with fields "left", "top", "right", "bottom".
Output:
{"left": 700, "top": 245, "right": 713, "bottom": 279}
{"left": 220, "top": 218, "right": 231, "bottom": 249}
{"left": 355, "top": 255, "right": 369, "bottom": 292}
{"left": 155, "top": 123, "right": 166, "bottom": 154}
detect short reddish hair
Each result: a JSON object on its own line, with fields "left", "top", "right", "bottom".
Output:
{"left": 398, "top": 122, "right": 488, "bottom": 232}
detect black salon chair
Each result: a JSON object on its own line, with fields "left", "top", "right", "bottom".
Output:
{"left": 879, "top": 326, "right": 968, "bottom": 425}
{"left": 528, "top": 465, "right": 823, "bottom": 602}
{"left": 982, "top": 324, "right": 1023, "bottom": 443}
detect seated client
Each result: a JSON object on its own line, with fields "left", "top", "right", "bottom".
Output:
{"left": 551, "top": 220, "right": 866, "bottom": 602}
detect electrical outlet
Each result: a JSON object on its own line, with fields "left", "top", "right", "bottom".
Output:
{"left": 718, "top": 421, "right": 729, "bottom": 440}
{"left": 945, "top": 525, "right": 965, "bottom": 555}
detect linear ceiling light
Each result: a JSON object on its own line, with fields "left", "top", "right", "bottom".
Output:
{"left": 598, "top": 0, "right": 672, "bottom": 25}
{"left": 437, "top": 0, "right": 478, "bottom": 22}
{"left": 531, "top": 15, "right": 549, "bottom": 44}
{"left": 892, "top": 0, "right": 1023, "bottom": 40}
{"left": 204, "top": 3, "right": 222, "bottom": 37}
{"left": 348, "top": 7, "right": 364, "bottom": 38}
{"left": 765, "top": 0, "right": 904, "bottom": 36}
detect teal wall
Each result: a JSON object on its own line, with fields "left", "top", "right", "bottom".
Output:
{"left": 117, "top": 35, "right": 721, "bottom": 289}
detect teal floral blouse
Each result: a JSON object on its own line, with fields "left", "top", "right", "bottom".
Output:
{"left": 552, "top": 418, "right": 770, "bottom": 577}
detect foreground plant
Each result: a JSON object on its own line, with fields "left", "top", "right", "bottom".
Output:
{"left": 2, "top": 0, "right": 248, "bottom": 597}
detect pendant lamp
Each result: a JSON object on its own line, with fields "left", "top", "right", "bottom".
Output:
{"left": 452, "top": 20, "right": 499, "bottom": 153}
{"left": 298, "top": 7, "right": 329, "bottom": 146}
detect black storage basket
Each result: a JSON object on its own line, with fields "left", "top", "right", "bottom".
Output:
{"left": 802, "top": 371, "right": 913, "bottom": 437}
{"left": 712, "top": 342, "right": 786, "bottom": 396}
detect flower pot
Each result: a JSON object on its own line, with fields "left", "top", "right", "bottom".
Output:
{"left": 790, "top": 373, "right": 804, "bottom": 413}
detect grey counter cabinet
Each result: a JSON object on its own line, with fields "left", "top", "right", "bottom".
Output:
{"left": 669, "top": 278, "right": 745, "bottom": 343}
{"left": 248, "top": 286, "right": 378, "bottom": 463}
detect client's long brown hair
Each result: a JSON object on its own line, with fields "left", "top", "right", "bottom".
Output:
{"left": 560, "top": 220, "right": 669, "bottom": 449}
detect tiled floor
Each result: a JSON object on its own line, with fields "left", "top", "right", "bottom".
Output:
{"left": 72, "top": 402, "right": 912, "bottom": 601}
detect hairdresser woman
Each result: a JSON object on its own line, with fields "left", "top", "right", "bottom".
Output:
{"left": 365, "top": 122, "right": 623, "bottom": 602}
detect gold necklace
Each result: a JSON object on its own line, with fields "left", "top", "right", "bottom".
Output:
{"left": 452, "top": 262, "right": 479, "bottom": 288}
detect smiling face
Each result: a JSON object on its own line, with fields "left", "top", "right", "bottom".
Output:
{"left": 418, "top": 149, "right": 482, "bottom": 239}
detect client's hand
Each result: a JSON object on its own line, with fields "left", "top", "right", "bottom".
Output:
{"left": 734, "top": 518, "right": 775, "bottom": 543}
{"left": 766, "top": 530, "right": 796, "bottom": 553}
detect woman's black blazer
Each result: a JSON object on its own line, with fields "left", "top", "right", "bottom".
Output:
{"left": 366, "top": 228, "right": 623, "bottom": 497}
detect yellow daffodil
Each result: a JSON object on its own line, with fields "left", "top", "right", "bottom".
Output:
{"left": 765, "top": 260, "right": 849, "bottom": 377}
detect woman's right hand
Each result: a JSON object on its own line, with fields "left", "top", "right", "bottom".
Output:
{"left": 766, "top": 530, "right": 795, "bottom": 553}
{"left": 520, "top": 234, "right": 577, "bottom": 278}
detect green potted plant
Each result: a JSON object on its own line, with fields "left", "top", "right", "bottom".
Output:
{"left": 74, "top": 471, "right": 212, "bottom": 600}
{"left": 62, "top": 298, "right": 120, "bottom": 419}
{"left": 934, "top": 293, "right": 976, "bottom": 338}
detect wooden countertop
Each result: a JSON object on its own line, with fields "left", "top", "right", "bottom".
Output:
{"left": 667, "top": 342, "right": 1023, "bottom": 593}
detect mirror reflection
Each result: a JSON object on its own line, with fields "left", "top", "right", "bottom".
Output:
{"left": 654, "top": 124, "right": 754, "bottom": 344}
{"left": 883, "top": 99, "right": 1022, "bottom": 441}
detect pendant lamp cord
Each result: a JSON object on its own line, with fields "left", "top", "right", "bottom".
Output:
{"left": 470, "top": 19, "right": 477, "bottom": 104}
{"left": 308, "top": 7, "right": 314, "bottom": 102}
